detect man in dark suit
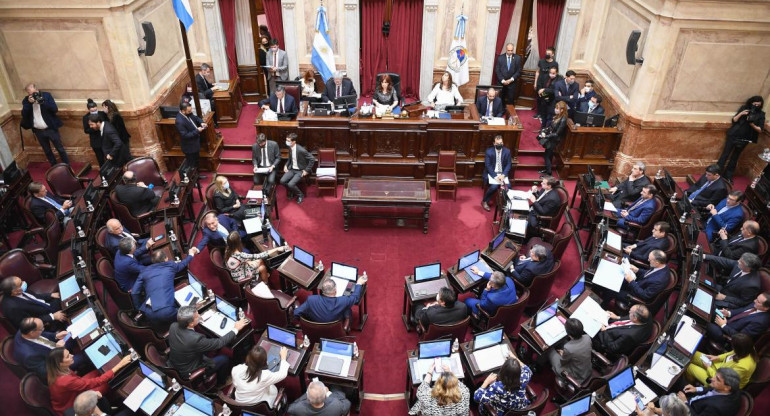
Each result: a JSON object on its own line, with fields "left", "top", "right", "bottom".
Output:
{"left": 707, "top": 291, "right": 770, "bottom": 344}
{"left": 293, "top": 276, "right": 367, "bottom": 323}
{"left": 464, "top": 270, "right": 517, "bottom": 315}
{"left": 577, "top": 94, "right": 605, "bottom": 115}
{"left": 709, "top": 220, "right": 760, "bottom": 261}
{"left": 576, "top": 79, "right": 597, "bottom": 108}
{"left": 131, "top": 250, "right": 196, "bottom": 328}
{"left": 536, "top": 66, "right": 562, "bottom": 130}
{"left": 527, "top": 176, "right": 561, "bottom": 229}
{"left": 195, "top": 63, "right": 220, "bottom": 126}
{"left": 510, "top": 244, "right": 555, "bottom": 287}
{"left": 192, "top": 212, "right": 245, "bottom": 253}
{"left": 704, "top": 191, "right": 745, "bottom": 241}
{"left": 13, "top": 317, "right": 79, "bottom": 377}
{"left": 712, "top": 253, "right": 762, "bottom": 310}
{"left": 609, "top": 162, "right": 650, "bottom": 208}
{"left": 494, "top": 43, "right": 522, "bottom": 107}
{"left": 83, "top": 101, "right": 107, "bottom": 166}
{"left": 20, "top": 83, "right": 69, "bottom": 166}
{"left": 678, "top": 367, "right": 741, "bottom": 416}
{"left": 175, "top": 102, "right": 207, "bottom": 172}
{"left": 168, "top": 306, "right": 248, "bottom": 385}
{"left": 251, "top": 133, "right": 281, "bottom": 194}
{"left": 104, "top": 218, "right": 151, "bottom": 260}
{"left": 114, "top": 171, "right": 159, "bottom": 217}
{"left": 0, "top": 276, "right": 66, "bottom": 329}
{"left": 114, "top": 237, "right": 152, "bottom": 292}
{"left": 28, "top": 182, "right": 72, "bottom": 226}
{"left": 288, "top": 380, "right": 351, "bottom": 416}
{"left": 259, "top": 85, "right": 297, "bottom": 114}
{"left": 280, "top": 133, "right": 316, "bottom": 204}
{"left": 593, "top": 304, "right": 652, "bottom": 359}
{"left": 321, "top": 72, "right": 358, "bottom": 102}
{"left": 554, "top": 70, "right": 580, "bottom": 117}
{"left": 685, "top": 164, "right": 728, "bottom": 208}
{"left": 616, "top": 185, "right": 657, "bottom": 229}
{"left": 481, "top": 135, "right": 511, "bottom": 211}
{"left": 414, "top": 287, "right": 469, "bottom": 329}
{"left": 87, "top": 115, "right": 129, "bottom": 169}
{"left": 475, "top": 87, "right": 503, "bottom": 118}
{"left": 623, "top": 221, "right": 671, "bottom": 262}
{"left": 616, "top": 249, "right": 670, "bottom": 303}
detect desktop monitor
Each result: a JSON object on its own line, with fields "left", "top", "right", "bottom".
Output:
{"left": 574, "top": 111, "right": 605, "bottom": 128}
{"left": 473, "top": 327, "right": 504, "bottom": 350}
{"left": 160, "top": 106, "right": 180, "bottom": 119}
{"left": 139, "top": 361, "right": 166, "bottom": 388}
{"left": 534, "top": 301, "right": 559, "bottom": 326}
{"left": 188, "top": 273, "right": 204, "bottom": 298}
{"left": 568, "top": 275, "right": 586, "bottom": 304}
{"left": 267, "top": 324, "right": 297, "bottom": 348}
{"left": 311, "top": 102, "right": 333, "bottom": 111}
{"left": 332, "top": 94, "right": 357, "bottom": 110}
{"left": 417, "top": 340, "right": 452, "bottom": 359}
{"left": 83, "top": 183, "right": 98, "bottom": 205}
{"left": 320, "top": 339, "right": 354, "bottom": 357}
{"left": 182, "top": 388, "right": 214, "bottom": 416}
{"left": 445, "top": 105, "right": 465, "bottom": 113}
{"left": 458, "top": 250, "right": 480, "bottom": 270}
{"left": 269, "top": 226, "right": 283, "bottom": 246}
{"left": 215, "top": 296, "right": 237, "bottom": 321}
{"left": 607, "top": 367, "right": 635, "bottom": 399}
{"left": 560, "top": 395, "right": 592, "bottom": 416}
{"left": 58, "top": 275, "right": 80, "bottom": 300}
{"left": 331, "top": 262, "right": 358, "bottom": 281}
{"left": 293, "top": 245, "right": 315, "bottom": 270}
{"left": 414, "top": 263, "right": 441, "bottom": 282}
{"left": 490, "top": 231, "right": 506, "bottom": 251}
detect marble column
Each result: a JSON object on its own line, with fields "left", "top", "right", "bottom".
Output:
{"left": 418, "top": 0, "right": 439, "bottom": 99}
{"left": 234, "top": 0, "right": 255, "bottom": 66}
{"left": 343, "top": 0, "right": 361, "bottom": 93}
{"left": 281, "top": 0, "right": 300, "bottom": 80}
{"left": 479, "top": 0, "right": 502, "bottom": 86}
{"left": 554, "top": 0, "right": 581, "bottom": 70}
{"left": 0, "top": 130, "right": 12, "bottom": 168}
{"left": 201, "top": 0, "right": 230, "bottom": 81}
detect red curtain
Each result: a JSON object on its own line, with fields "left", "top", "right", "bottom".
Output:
{"left": 360, "top": 0, "right": 423, "bottom": 99}
{"left": 491, "top": 0, "right": 517, "bottom": 85}
{"left": 537, "top": 0, "right": 565, "bottom": 58}
{"left": 263, "top": 0, "right": 284, "bottom": 49}
{"left": 219, "top": 0, "right": 238, "bottom": 80}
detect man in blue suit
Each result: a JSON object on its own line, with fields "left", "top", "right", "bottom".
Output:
{"left": 616, "top": 185, "right": 657, "bottom": 229}
{"left": 577, "top": 94, "right": 605, "bottom": 115}
{"left": 554, "top": 70, "right": 580, "bottom": 117}
{"left": 20, "top": 83, "right": 69, "bottom": 166}
{"left": 618, "top": 250, "right": 670, "bottom": 303}
{"left": 13, "top": 317, "right": 82, "bottom": 377}
{"left": 475, "top": 87, "right": 504, "bottom": 118}
{"left": 259, "top": 85, "right": 297, "bottom": 114}
{"left": 131, "top": 250, "right": 196, "bottom": 328}
{"left": 623, "top": 221, "right": 671, "bottom": 263}
{"left": 510, "top": 245, "right": 554, "bottom": 287}
{"left": 294, "top": 276, "right": 367, "bottom": 322}
{"left": 464, "top": 269, "right": 517, "bottom": 315}
{"left": 704, "top": 191, "right": 745, "bottom": 241}
{"left": 114, "top": 237, "right": 151, "bottom": 292}
{"left": 712, "top": 253, "right": 762, "bottom": 310}
{"left": 192, "top": 212, "right": 246, "bottom": 253}
{"left": 481, "top": 135, "right": 511, "bottom": 211}
{"left": 105, "top": 218, "right": 152, "bottom": 261}
{"left": 708, "top": 291, "right": 770, "bottom": 344}
{"left": 175, "top": 102, "right": 207, "bottom": 173}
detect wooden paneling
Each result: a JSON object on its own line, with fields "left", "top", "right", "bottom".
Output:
{"left": 238, "top": 65, "right": 263, "bottom": 102}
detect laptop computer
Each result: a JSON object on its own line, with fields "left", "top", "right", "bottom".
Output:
{"left": 293, "top": 245, "right": 315, "bottom": 270}
{"left": 607, "top": 367, "right": 656, "bottom": 415}
{"left": 329, "top": 262, "right": 358, "bottom": 297}
{"left": 174, "top": 273, "right": 205, "bottom": 307}
{"left": 199, "top": 296, "right": 238, "bottom": 337}
{"left": 269, "top": 226, "right": 283, "bottom": 247}
{"left": 415, "top": 339, "right": 460, "bottom": 379}
{"left": 266, "top": 324, "right": 297, "bottom": 348}
{"left": 84, "top": 332, "right": 124, "bottom": 372}
{"left": 666, "top": 321, "right": 704, "bottom": 367}
{"left": 58, "top": 275, "right": 82, "bottom": 308}
{"left": 414, "top": 263, "right": 441, "bottom": 282}
{"left": 690, "top": 287, "right": 713, "bottom": 318}
{"left": 471, "top": 327, "right": 508, "bottom": 371}
{"left": 316, "top": 338, "right": 354, "bottom": 376}
{"left": 489, "top": 231, "right": 506, "bottom": 252}
{"left": 139, "top": 361, "right": 166, "bottom": 389}
{"left": 560, "top": 395, "right": 592, "bottom": 416}
{"left": 534, "top": 301, "right": 567, "bottom": 346}
{"left": 534, "top": 300, "right": 559, "bottom": 326}
{"left": 566, "top": 275, "right": 586, "bottom": 305}
{"left": 176, "top": 388, "right": 214, "bottom": 416}
{"left": 458, "top": 250, "right": 492, "bottom": 281}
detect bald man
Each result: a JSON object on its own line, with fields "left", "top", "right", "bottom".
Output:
{"left": 287, "top": 380, "right": 351, "bottom": 416}
{"left": 114, "top": 171, "right": 159, "bottom": 216}
{"left": 104, "top": 218, "right": 153, "bottom": 262}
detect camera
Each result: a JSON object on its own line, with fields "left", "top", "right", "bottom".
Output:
{"left": 746, "top": 106, "right": 763, "bottom": 124}
{"left": 31, "top": 91, "right": 44, "bottom": 104}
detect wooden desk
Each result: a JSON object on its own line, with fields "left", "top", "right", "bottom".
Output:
{"left": 341, "top": 178, "right": 432, "bottom": 233}
{"left": 447, "top": 263, "right": 488, "bottom": 294}
{"left": 517, "top": 310, "right": 569, "bottom": 359}
{"left": 401, "top": 275, "right": 451, "bottom": 331}
{"left": 460, "top": 337, "right": 515, "bottom": 386}
{"left": 276, "top": 255, "right": 324, "bottom": 293}
{"left": 305, "top": 344, "right": 365, "bottom": 412}
{"left": 155, "top": 172, "right": 197, "bottom": 225}
{"left": 148, "top": 217, "right": 187, "bottom": 255}
{"left": 196, "top": 301, "right": 255, "bottom": 363}
{"left": 212, "top": 78, "right": 243, "bottom": 127}
{"left": 155, "top": 112, "right": 222, "bottom": 172}
{"left": 556, "top": 120, "right": 622, "bottom": 179}
{"left": 256, "top": 329, "right": 311, "bottom": 390}
{"left": 156, "top": 389, "right": 223, "bottom": 416}
{"left": 112, "top": 362, "right": 176, "bottom": 415}
{"left": 481, "top": 237, "right": 519, "bottom": 271}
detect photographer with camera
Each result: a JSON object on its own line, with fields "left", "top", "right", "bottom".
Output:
{"left": 717, "top": 96, "right": 765, "bottom": 182}
{"left": 20, "top": 83, "right": 69, "bottom": 166}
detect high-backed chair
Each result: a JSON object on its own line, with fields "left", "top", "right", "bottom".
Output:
{"left": 554, "top": 354, "right": 628, "bottom": 403}
{"left": 484, "top": 386, "right": 549, "bottom": 416}
{"left": 117, "top": 310, "right": 167, "bottom": 351}
{"left": 744, "top": 356, "right": 770, "bottom": 397}
{"left": 534, "top": 186, "right": 569, "bottom": 231}
{"left": 629, "top": 234, "right": 677, "bottom": 270}
{"left": 204, "top": 182, "right": 217, "bottom": 212}
{"left": 316, "top": 148, "right": 338, "bottom": 197}
{"left": 244, "top": 286, "right": 297, "bottom": 332}
{"left": 299, "top": 317, "right": 350, "bottom": 345}
{"left": 627, "top": 321, "right": 661, "bottom": 364}
{"left": 523, "top": 222, "right": 574, "bottom": 260}
{"left": 736, "top": 391, "right": 754, "bottom": 416}
{"left": 19, "top": 373, "right": 55, "bottom": 416}
{"left": 44, "top": 163, "right": 91, "bottom": 199}
{"left": 94, "top": 257, "right": 134, "bottom": 311}
{"left": 436, "top": 150, "right": 458, "bottom": 201}
{"left": 617, "top": 269, "right": 678, "bottom": 317}
{"left": 1, "top": 335, "right": 25, "bottom": 379}
{"left": 20, "top": 210, "right": 64, "bottom": 267}
{"left": 218, "top": 383, "right": 288, "bottom": 416}
{"left": 275, "top": 80, "right": 301, "bottom": 106}
{"left": 0, "top": 249, "right": 57, "bottom": 295}
{"left": 475, "top": 84, "right": 493, "bottom": 101}
{"left": 418, "top": 316, "right": 470, "bottom": 342}
{"left": 144, "top": 344, "right": 217, "bottom": 392}
{"left": 524, "top": 260, "right": 561, "bottom": 309}
{"left": 21, "top": 196, "right": 50, "bottom": 229}
{"left": 757, "top": 236, "right": 768, "bottom": 259}
{"left": 210, "top": 247, "right": 248, "bottom": 306}
{"left": 125, "top": 157, "right": 167, "bottom": 190}
{"left": 375, "top": 73, "right": 401, "bottom": 101}
{"left": 0, "top": 298, "right": 16, "bottom": 333}
{"left": 94, "top": 226, "right": 112, "bottom": 260}
{"left": 109, "top": 190, "right": 153, "bottom": 234}
{"left": 623, "top": 195, "right": 665, "bottom": 241}
{"left": 474, "top": 288, "right": 529, "bottom": 338}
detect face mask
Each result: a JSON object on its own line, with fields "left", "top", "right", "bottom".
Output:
{"left": 546, "top": 54, "right": 552, "bottom": 59}
{"left": 549, "top": 73, "right": 556, "bottom": 79}
{"left": 494, "top": 144, "right": 503, "bottom": 150}
{"left": 554, "top": 109, "right": 560, "bottom": 114}
{"left": 89, "top": 109, "right": 98, "bottom": 114}
{"left": 223, "top": 182, "right": 230, "bottom": 189}
{"left": 585, "top": 86, "right": 592, "bottom": 91}
{"left": 588, "top": 102, "right": 596, "bottom": 109}
{"left": 285, "top": 141, "right": 292, "bottom": 147}
{"left": 20, "top": 281, "right": 28, "bottom": 292}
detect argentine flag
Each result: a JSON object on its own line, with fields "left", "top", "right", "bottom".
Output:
{"left": 173, "top": 0, "right": 195, "bottom": 31}
{"left": 311, "top": 6, "right": 336, "bottom": 82}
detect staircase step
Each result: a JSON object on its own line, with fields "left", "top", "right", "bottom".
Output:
{"left": 216, "top": 162, "right": 254, "bottom": 178}
{"left": 516, "top": 155, "right": 544, "bottom": 166}
{"left": 220, "top": 149, "right": 253, "bottom": 161}
{"left": 223, "top": 143, "right": 252, "bottom": 150}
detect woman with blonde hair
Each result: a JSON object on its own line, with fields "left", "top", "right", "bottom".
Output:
{"left": 538, "top": 100, "right": 568, "bottom": 176}
{"left": 224, "top": 231, "right": 286, "bottom": 283}
{"left": 409, "top": 363, "right": 470, "bottom": 415}
{"left": 213, "top": 175, "right": 247, "bottom": 221}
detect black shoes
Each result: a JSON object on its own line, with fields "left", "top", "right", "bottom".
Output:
{"left": 538, "top": 169, "right": 548, "bottom": 174}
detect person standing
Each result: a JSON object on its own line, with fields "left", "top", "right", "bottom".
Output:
{"left": 175, "top": 102, "right": 207, "bottom": 178}
{"left": 265, "top": 39, "right": 288, "bottom": 94}
{"left": 20, "top": 83, "right": 69, "bottom": 166}
{"left": 280, "top": 133, "right": 316, "bottom": 205}
{"left": 101, "top": 100, "right": 131, "bottom": 147}
{"left": 252, "top": 133, "right": 281, "bottom": 194}
{"left": 87, "top": 115, "right": 129, "bottom": 170}
{"left": 481, "top": 135, "right": 511, "bottom": 212}
{"left": 717, "top": 96, "right": 765, "bottom": 182}
{"left": 533, "top": 47, "right": 559, "bottom": 120}
{"left": 195, "top": 63, "right": 220, "bottom": 127}
{"left": 535, "top": 66, "right": 562, "bottom": 130}
{"left": 538, "top": 101, "right": 568, "bottom": 176}
{"left": 495, "top": 43, "right": 522, "bottom": 107}
{"left": 82, "top": 99, "right": 107, "bottom": 166}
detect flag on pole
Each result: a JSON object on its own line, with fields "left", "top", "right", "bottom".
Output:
{"left": 311, "top": 5, "right": 337, "bottom": 82}
{"left": 446, "top": 14, "right": 469, "bottom": 86}
{"left": 173, "top": 0, "right": 195, "bottom": 31}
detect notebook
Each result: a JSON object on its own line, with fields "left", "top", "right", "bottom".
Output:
{"left": 458, "top": 250, "right": 492, "bottom": 281}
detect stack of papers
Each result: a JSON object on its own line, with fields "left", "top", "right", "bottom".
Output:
{"left": 487, "top": 117, "right": 506, "bottom": 126}
{"left": 246, "top": 190, "right": 263, "bottom": 199}
{"left": 593, "top": 259, "right": 625, "bottom": 292}
{"left": 487, "top": 175, "right": 510, "bottom": 185}
{"left": 507, "top": 190, "right": 533, "bottom": 200}
{"left": 607, "top": 231, "right": 622, "bottom": 252}
{"left": 509, "top": 219, "right": 527, "bottom": 235}
{"left": 124, "top": 378, "right": 168, "bottom": 414}
{"left": 603, "top": 201, "right": 617, "bottom": 212}
{"left": 243, "top": 217, "right": 263, "bottom": 234}
{"left": 535, "top": 318, "right": 567, "bottom": 346}
{"left": 507, "top": 199, "right": 530, "bottom": 212}
{"left": 67, "top": 309, "right": 98, "bottom": 339}
{"left": 473, "top": 345, "right": 509, "bottom": 372}
{"left": 645, "top": 355, "right": 680, "bottom": 387}
{"left": 569, "top": 297, "right": 609, "bottom": 337}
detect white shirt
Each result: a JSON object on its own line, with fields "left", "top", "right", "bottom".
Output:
{"left": 32, "top": 102, "right": 48, "bottom": 129}
{"left": 231, "top": 360, "right": 289, "bottom": 406}
{"left": 426, "top": 84, "right": 463, "bottom": 107}
{"left": 99, "top": 121, "right": 105, "bottom": 136}
{"left": 290, "top": 146, "right": 298, "bottom": 170}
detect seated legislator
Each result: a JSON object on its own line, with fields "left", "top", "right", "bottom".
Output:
{"left": 224, "top": 231, "right": 286, "bottom": 284}
{"left": 231, "top": 345, "right": 289, "bottom": 406}
{"left": 193, "top": 212, "right": 246, "bottom": 253}
{"left": 677, "top": 367, "right": 742, "bottom": 416}
{"left": 288, "top": 380, "right": 351, "bottom": 416}
{"left": 373, "top": 74, "right": 399, "bottom": 112}
{"left": 14, "top": 317, "right": 78, "bottom": 378}
{"left": 623, "top": 221, "right": 671, "bottom": 263}
{"left": 576, "top": 79, "right": 597, "bottom": 108}
{"left": 463, "top": 270, "right": 517, "bottom": 315}
{"left": 212, "top": 176, "right": 247, "bottom": 221}
{"left": 114, "top": 171, "right": 159, "bottom": 217}
{"left": 280, "top": 133, "right": 316, "bottom": 205}
{"left": 708, "top": 292, "right": 770, "bottom": 344}
{"left": 712, "top": 253, "right": 762, "bottom": 310}
{"left": 704, "top": 191, "right": 745, "bottom": 241}
{"left": 609, "top": 162, "right": 650, "bottom": 209}
{"left": 321, "top": 71, "right": 357, "bottom": 103}
{"left": 686, "top": 333, "right": 757, "bottom": 389}
{"left": 252, "top": 133, "right": 281, "bottom": 194}
{"left": 299, "top": 69, "right": 322, "bottom": 103}
{"left": 481, "top": 135, "right": 512, "bottom": 212}
{"left": 476, "top": 87, "right": 503, "bottom": 118}
{"left": 47, "top": 347, "right": 132, "bottom": 415}
{"left": 577, "top": 94, "right": 605, "bottom": 116}
{"left": 510, "top": 245, "right": 554, "bottom": 287}
{"left": 131, "top": 250, "right": 196, "bottom": 327}
{"left": 425, "top": 72, "right": 464, "bottom": 107}
{"left": 709, "top": 220, "right": 760, "bottom": 262}
{"left": 543, "top": 318, "right": 592, "bottom": 385}
{"left": 685, "top": 164, "right": 729, "bottom": 209}
{"left": 104, "top": 218, "right": 151, "bottom": 261}
{"left": 615, "top": 185, "right": 657, "bottom": 229}
{"left": 63, "top": 390, "right": 134, "bottom": 416}
{"left": 473, "top": 353, "right": 533, "bottom": 416}
{"left": 28, "top": 182, "right": 72, "bottom": 226}
{"left": 593, "top": 304, "right": 653, "bottom": 359}
{"left": 293, "top": 276, "right": 367, "bottom": 323}
{"left": 0, "top": 276, "right": 66, "bottom": 329}
{"left": 637, "top": 394, "right": 689, "bottom": 416}
{"left": 168, "top": 306, "right": 249, "bottom": 385}
{"left": 526, "top": 176, "right": 561, "bottom": 229}
{"left": 616, "top": 249, "right": 669, "bottom": 303}
{"left": 259, "top": 85, "right": 297, "bottom": 114}
{"left": 114, "top": 237, "right": 154, "bottom": 291}
{"left": 414, "top": 287, "right": 469, "bottom": 329}
{"left": 408, "top": 364, "right": 470, "bottom": 416}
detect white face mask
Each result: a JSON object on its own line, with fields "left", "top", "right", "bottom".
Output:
{"left": 89, "top": 109, "right": 98, "bottom": 114}
{"left": 223, "top": 182, "right": 230, "bottom": 189}
{"left": 588, "top": 101, "right": 596, "bottom": 109}
{"left": 549, "top": 73, "right": 556, "bottom": 79}
{"left": 285, "top": 141, "right": 292, "bottom": 147}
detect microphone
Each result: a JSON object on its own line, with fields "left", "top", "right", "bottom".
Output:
{"left": 505, "top": 241, "right": 516, "bottom": 250}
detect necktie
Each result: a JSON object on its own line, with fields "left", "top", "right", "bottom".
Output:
{"left": 707, "top": 204, "right": 733, "bottom": 224}
{"left": 32, "top": 336, "right": 56, "bottom": 349}
{"left": 507, "top": 56, "right": 511, "bottom": 70}
{"left": 217, "top": 224, "right": 229, "bottom": 239}
{"left": 278, "top": 99, "right": 283, "bottom": 113}
{"left": 337, "top": 85, "right": 341, "bottom": 98}
{"left": 187, "top": 115, "right": 196, "bottom": 129}
{"left": 44, "top": 196, "right": 62, "bottom": 211}
{"left": 628, "top": 197, "right": 645, "bottom": 212}
{"left": 610, "top": 320, "right": 631, "bottom": 327}
{"left": 495, "top": 150, "right": 502, "bottom": 173}
{"left": 262, "top": 147, "right": 268, "bottom": 167}
{"left": 729, "top": 308, "right": 756, "bottom": 323}
{"left": 487, "top": 100, "right": 492, "bottom": 117}
{"left": 273, "top": 51, "right": 277, "bottom": 67}
{"left": 536, "top": 190, "right": 549, "bottom": 202}
{"left": 689, "top": 180, "right": 713, "bottom": 201}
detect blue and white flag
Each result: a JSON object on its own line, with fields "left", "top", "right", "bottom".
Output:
{"left": 446, "top": 14, "right": 469, "bottom": 86}
{"left": 173, "top": 0, "right": 195, "bottom": 31}
{"left": 311, "top": 6, "right": 337, "bottom": 82}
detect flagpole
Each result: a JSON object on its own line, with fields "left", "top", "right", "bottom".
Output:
{"left": 179, "top": 21, "right": 203, "bottom": 118}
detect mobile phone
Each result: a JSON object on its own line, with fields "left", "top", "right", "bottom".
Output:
{"left": 184, "top": 292, "right": 193, "bottom": 302}
{"left": 62, "top": 332, "right": 72, "bottom": 343}
{"left": 634, "top": 394, "right": 644, "bottom": 409}
{"left": 715, "top": 309, "right": 725, "bottom": 319}
{"left": 154, "top": 234, "right": 164, "bottom": 241}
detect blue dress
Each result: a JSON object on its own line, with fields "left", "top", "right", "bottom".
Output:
{"left": 473, "top": 365, "right": 532, "bottom": 416}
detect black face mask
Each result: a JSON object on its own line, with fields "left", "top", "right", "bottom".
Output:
{"left": 494, "top": 144, "right": 503, "bottom": 150}
{"left": 545, "top": 54, "right": 552, "bottom": 59}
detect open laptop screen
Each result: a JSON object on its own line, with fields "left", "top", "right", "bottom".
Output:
{"left": 474, "top": 327, "right": 504, "bottom": 350}
{"left": 414, "top": 263, "right": 441, "bottom": 282}
{"left": 458, "top": 250, "right": 480, "bottom": 270}
{"left": 535, "top": 301, "right": 559, "bottom": 326}
{"left": 560, "top": 395, "right": 592, "bottom": 416}
{"left": 59, "top": 275, "right": 80, "bottom": 300}
{"left": 568, "top": 275, "right": 585, "bottom": 303}
{"left": 608, "top": 367, "right": 635, "bottom": 399}
{"left": 691, "top": 288, "right": 712, "bottom": 314}
{"left": 269, "top": 227, "right": 283, "bottom": 246}
{"left": 182, "top": 388, "right": 213, "bottom": 415}
{"left": 331, "top": 262, "right": 358, "bottom": 281}
{"left": 418, "top": 340, "right": 452, "bottom": 359}
{"left": 293, "top": 246, "right": 314, "bottom": 269}
{"left": 215, "top": 296, "right": 237, "bottom": 321}
{"left": 188, "top": 273, "right": 203, "bottom": 298}
{"left": 267, "top": 324, "right": 297, "bottom": 348}
{"left": 320, "top": 339, "right": 354, "bottom": 357}
{"left": 139, "top": 361, "right": 166, "bottom": 388}
{"left": 491, "top": 231, "right": 506, "bottom": 251}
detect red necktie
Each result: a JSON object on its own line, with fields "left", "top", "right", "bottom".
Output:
{"left": 278, "top": 99, "right": 283, "bottom": 113}
{"left": 610, "top": 320, "right": 631, "bottom": 327}
{"left": 729, "top": 308, "right": 756, "bottom": 323}
{"left": 337, "top": 85, "right": 341, "bottom": 97}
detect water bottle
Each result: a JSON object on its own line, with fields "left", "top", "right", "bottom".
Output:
{"left": 219, "top": 404, "right": 232, "bottom": 416}
{"left": 302, "top": 335, "right": 310, "bottom": 349}
{"left": 102, "top": 318, "right": 112, "bottom": 332}
{"left": 81, "top": 285, "right": 90, "bottom": 297}
{"left": 317, "top": 260, "right": 324, "bottom": 272}
{"left": 76, "top": 226, "right": 85, "bottom": 238}
{"left": 452, "top": 338, "right": 459, "bottom": 353}
{"left": 353, "top": 342, "right": 359, "bottom": 358}
{"left": 679, "top": 212, "right": 687, "bottom": 223}
{"left": 101, "top": 175, "right": 108, "bottom": 187}
{"left": 751, "top": 175, "right": 761, "bottom": 189}
{"left": 169, "top": 230, "right": 177, "bottom": 242}
{"left": 655, "top": 169, "right": 663, "bottom": 179}
{"left": 238, "top": 308, "right": 245, "bottom": 320}
{"left": 207, "top": 288, "right": 215, "bottom": 300}
{"left": 129, "top": 348, "right": 138, "bottom": 361}
{"left": 169, "top": 378, "right": 181, "bottom": 392}
{"left": 670, "top": 193, "right": 677, "bottom": 203}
